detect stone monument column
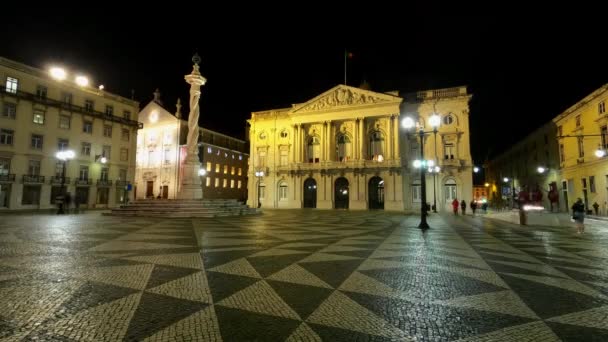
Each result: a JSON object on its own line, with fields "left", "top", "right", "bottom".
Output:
{"left": 178, "top": 54, "right": 207, "bottom": 200}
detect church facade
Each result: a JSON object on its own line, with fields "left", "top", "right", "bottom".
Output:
{"left": 246, "top": 85, "right": 473, "bottom": 212}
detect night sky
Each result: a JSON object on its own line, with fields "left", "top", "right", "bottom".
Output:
{"left": 2, "top": 9, "right": 606, "bottom": 165}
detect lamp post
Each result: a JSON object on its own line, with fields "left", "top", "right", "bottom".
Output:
{"left": 429, "top": 165, "right": 441, "bottom": 212}
{"left": 402, "top": 114, "right": 441, "bottom": 230}
{"left": 56, "top": 150, "right": 75, "bottom": 214}
{"left": 254, "top": 170, "right": 265, "bottom": 208}
{"left": 503, "top": 177, "right": 515, "bottom": 209}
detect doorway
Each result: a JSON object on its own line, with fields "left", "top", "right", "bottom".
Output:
{"left": 303, "top": 178, "right": 317, "bottom": 208}
{"left": 368, "top": 177, "right": 384, "bottom": 209}
{"left": 162, "top": 185, "right": 169, "bottom": 199}
{"left": 146, "top": 181, "right": 154, "bottom": 198}
{"left": 334, "top": 177, "right": 349, "bottom": 209}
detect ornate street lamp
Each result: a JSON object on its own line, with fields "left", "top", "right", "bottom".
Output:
{"left": 402, "top": 114, "right": 441, "bottom": 229}
{"left": 254, "top": 170, "right": 265, "bottom": 208}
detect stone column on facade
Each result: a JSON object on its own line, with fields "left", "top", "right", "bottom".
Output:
{"left": 329, "top": 121, "right": 334, "bottom": 162}
{"left": 393, "top": 113, "right": 400, "bottom": 161}
{"left": 178, "top": 54, "right": 207, "bottom": 200}
{"left": 291, "top": 125, "right": 297, "bottom": 164}
{"left": 359, "top": 117, "right": 365, "bottom": 161}
{"left": 354, "top": 119, "right": 359, "bottom": 160}
{"left": 387, "top": 116, "right": 393, "bottom": 161}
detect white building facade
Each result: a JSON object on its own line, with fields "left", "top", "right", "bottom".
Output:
{"left": 247, "top": 85, "right": 473, "bottom": 212}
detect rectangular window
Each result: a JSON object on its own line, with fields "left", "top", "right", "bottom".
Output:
{"left": 223, "top": 179, "right": 227, "bottom": 188}
{"left": 204, "top": 162, "right": 211, "bottom": 171}
{"left": 230, "top": 179, "right": 235, "bottom": 188}
{"left": 81, "top": 142, "right": 91, "bottom": 156}
{"left": 238, "top": 180, "right": 242, "bottom": 189}
{"left": 2, "top": 103, "right": 16, "bottom": 118}
{"left": 206, "top": 177, "right": 211, "bottom": 187}
{"left": 0, "top": 129, "right": 14, "bottom": 145}
{"left": 21, "top": 185, "right": 41, "bottom": 205}
{"left": 79, "top": 166, "right": 89, "bottom": 180}
{"left": 103, "top": 125, "right": 112, "bottom": 137}
{"left": 105, "top": 105, "right": 114, "bottom": 116}
{"left": 575, "top": 115, "right": 581, "bottom": 128}
{"left": 5, "top": 77, "right": 18, "bottom": 94}
{"left": 601, "top": 126, "right": 608, "bottom": 149}
{"left": 0, "top": 158, "right": 10, "bottom": 175}
{"left": 83, "top": 121, "right": 93, "bottom": 134}
{"left": 28, "top": 160, "right": 41, "bottom": 175}
{"left": 231, "top": 166, "right": 235, "bottom": 175}
{"left": 599, "top": 101, "right": 606, "bottom": 115}
{"left": 558, "top": 125, "right": 563, "bottom": 137}
{"left": 62, "top": 92, "right": 72, "bottom": 104}
{"left": 279, "top": 184, "right": 287, "bottom": 200}
{"left": 31, "top": 134, "right": 43, "bottom": 149}
{"left": 102, "top": 145, "right": 111, "bottom": 158}
{"left": 59, "top": 115, "right": 70, "bottom": 129}
{"left": 54, "top": 162, "right": 63, "bottom": 178}
{"left": 207, "top": 147, "right": 212, "bottom": 154}
{"left": 121, "top": 128, "right": 130, "bottom": 141}
{"left": 123, "top": 111, "right": 131, "bottom": 120}
{"left": 559, "top": 144, "right": 565, "bottom": 162}
{"left": 412, "top": 184, "right": 421, "bottom": 202}
{"left": 120, "top": 148, "right": 128, "bottom": 162}
{"left": 215, "top": 178, "right": 219, "bottom": 187}
{"left": 163, "top": 148, "right": 170, "bottom": 164}
{"left": 239, "top": 155, "right": 242, "bottom": 160}
{"left": 280, "top": 150, "right": 288, "bottom": 166}
{"left": 444, "top": 143, "right": 455, "bottom": 160}
{"left": 238, "top": 168, "right": 242, "bottom": 176}
{"left": 590, "top": 175, "right": 596, "bottom": 193}
{"left": 224, "top": 165, "right": 228, "bottom": 174}
{"left": 33, "top": 110, "right": 45, "bottom": 124}
{"left": 85, "top": 99, "right": 94, "bottom": 112}
{"left": 258, "top": 150, "right": 267, "bottom": 167}
{"left": 215, "top": 164, "right": 220, "bottom": 173}
{"left": 58, "top": 139, "right": 69, "bottom": 151}
{"left": 36, "top": 85, "right": 47, "bottom": 99}
{"left": 578, "top": 137, "right": 584, "bottom": 158}
{"left": 100, "top": 167, "right": 109, "bottom": 181}
{"left": 119, "top": 169, "right": 127, "bottom": 181}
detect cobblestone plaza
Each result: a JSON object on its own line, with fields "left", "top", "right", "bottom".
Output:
{"left": 0, "top": 210, "right": 607, "bottom": 341}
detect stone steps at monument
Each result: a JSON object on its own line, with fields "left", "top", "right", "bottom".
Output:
{"left": 106, "top": 199, "right": 259, "bottom": 218}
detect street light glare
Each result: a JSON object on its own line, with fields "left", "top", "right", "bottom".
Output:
{"left": 100, "top": 157, "right": 107, "bottom": 164}
{"left": 503, "top": 177, "right": 509, "bottom": 182}
{"left": 198, "top": 169, "right": 206, "bottom": 176}
{"left": 428, "top": 114, "right": 441, "bottom": 128}
{"left": 484, "top": 182, "right": 490, "bottom": 187}
{"left": 473, "top": 166, "right": 479, "bottom": 173}
{"left": 595, "top": 149, "right": 606, "bottom": 158}
{"left": 537, "top": 166, "right": 546, "bottom": 173}
{"left": 413, "top": 160, "right": 422, "bottom": 168}
{"left": 50, "top": 67, "right": 67, "bottom": 80}
{"left": 75, "top": 75, "right": 89, "bottom": 87}
{"left": 402, "top": 117, "right": 415, "bottom": 129}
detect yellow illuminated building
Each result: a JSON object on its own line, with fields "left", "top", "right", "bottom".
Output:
{"left": 554, "top": 83, "right": 608, "bottom": 215}
{"left": 247, "top": 85, "right": 473, "bottom": 211}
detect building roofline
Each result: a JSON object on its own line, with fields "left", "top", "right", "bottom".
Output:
{"left": 0, "top": 56, "right": 139, "bottom": 107}
{"left": 553, "top": 83, "right": 608, "bottom": 123}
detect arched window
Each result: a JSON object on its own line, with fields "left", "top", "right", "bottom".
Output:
{"left": 443, "top": 115, "right": 454, "bottom": 125}
{"left": 280, "top": 130, "right": 288, "bottom": 139}
{"left": 307, "top": 136, "right": 321, "bottom": 163}
{"left": 369, "top": 130, "right": 384, "bottom": 161}
{"left": 278, "top": 181, "right": 288, "bottom": 200}
{"left": 337, "top": 134, "right": 352, "bottom": 162}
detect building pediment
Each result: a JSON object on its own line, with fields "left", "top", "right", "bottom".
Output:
{"left": 290, "top": 85, "right": 401, "bottom": 115}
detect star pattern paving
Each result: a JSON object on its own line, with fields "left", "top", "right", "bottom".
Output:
{"left": 0, "top": 210, "right": 607, "bottom": 341}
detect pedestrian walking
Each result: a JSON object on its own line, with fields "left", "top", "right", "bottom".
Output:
{"left": 572, "top": 198, "right": 585, "bottom": 234}
{"left": 470, "top": 200, "right": 477, "bottom": 215}
{"left": 452, "top": 198, "right": 459, "bottom": 215}
{"left": 64, "top": 192, "right": 72, "bottom": 214}
{"left": 461, "top": 199, "right": 467, "bottom": 215}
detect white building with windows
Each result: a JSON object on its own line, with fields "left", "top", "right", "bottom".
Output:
{"left": 0, "top": 56, "right": 140, "bottom": 210}
{"left": 247, "top": 84, "right": 473, "bottom": 212}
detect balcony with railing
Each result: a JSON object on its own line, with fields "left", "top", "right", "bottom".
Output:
{"left": 0, "top": 174, "right": 15, "bottom": 182}
{"left": 22, "top": 175, "right": 45, "bottom": 183}
{"left": 50, "top": 176, "right": 70, "bottom": 185}
{"left": 97, "top": 179, "right": 113, "bottom": 187}
{"left": 1, "top": 85, "right": 143, "bottom": 129}
{"left": 115, "top": 180, "right": 128, "bottom": 188}
{"left": 75, "top": 178, "right": 92, "bottom": 186}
